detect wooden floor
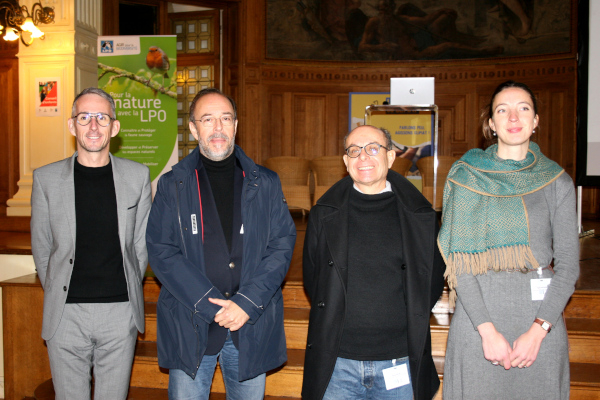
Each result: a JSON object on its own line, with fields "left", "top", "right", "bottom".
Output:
{"left": 3, "top": 214, "right": 600, "bottom": 399}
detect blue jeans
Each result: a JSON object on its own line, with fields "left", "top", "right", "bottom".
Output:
{"left": 168, "top": 333, "right": 266, "bottom": 400}
{"left": 323, "top": 356, "right": 413, "bottom": 400}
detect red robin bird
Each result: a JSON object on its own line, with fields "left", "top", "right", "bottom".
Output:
{"left": 146, "top": 46, "right": 170, "bottom": 87}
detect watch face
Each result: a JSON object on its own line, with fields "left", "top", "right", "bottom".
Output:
{"left": 542, "top": 322, "right": 550, "bottom": 330}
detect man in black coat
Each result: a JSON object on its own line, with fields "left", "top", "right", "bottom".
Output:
{"left": 302, "top": 125, "right": 445, "bottom": 400}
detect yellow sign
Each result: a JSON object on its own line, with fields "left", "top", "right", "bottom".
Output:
{"left": 348, "top": 92, "right": 390, "bottom": 130}
{"left": 367, "top": 110, "right": 433, "bottom": 148}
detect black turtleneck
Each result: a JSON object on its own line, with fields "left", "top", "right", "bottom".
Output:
{"left": 68, "top": 158, "right": 127, "bottom": 303}
{"left": 198, "top": 151, "right": 236, "bottom": 251}
{"left": 338, "top": 187, "right": 408, "bottom": 361}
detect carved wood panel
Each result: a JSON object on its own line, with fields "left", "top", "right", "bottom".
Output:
{"left": 0, "top": 51, "right": 18, "bottom": 219}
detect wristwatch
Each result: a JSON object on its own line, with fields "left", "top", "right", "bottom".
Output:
{"left": 534, "top": 318, "right": 552, "bottom": 333}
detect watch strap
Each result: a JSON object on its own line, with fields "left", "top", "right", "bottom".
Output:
{"left": 534, "top": 318, "right": 552, "bottom": 332}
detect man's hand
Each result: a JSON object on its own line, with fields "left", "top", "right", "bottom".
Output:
{"left": 477, "top": 322, "right": 513, "bottom": 370}
{"left": 209, "top": 298, "right": 250, "bottom": 331}
{"left": 510, "top": 322, "right": 547, "bottom": 368}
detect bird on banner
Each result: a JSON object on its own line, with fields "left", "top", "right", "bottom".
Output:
{"left": 146, "top": 46, "right": 170, "bottom": 88}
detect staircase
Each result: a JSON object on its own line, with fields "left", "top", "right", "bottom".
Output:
{"left": 32, "top": 223, "right": 600, "bottom": 399}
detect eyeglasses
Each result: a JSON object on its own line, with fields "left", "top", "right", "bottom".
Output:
{"left": 345, "top": 142, "right": 388, "bottom": 158}
{"left": 192, "top": 115, "right": 235, "bottom": 128}
{"left": 73, "top": 112, "right": 114, "bottom": 127}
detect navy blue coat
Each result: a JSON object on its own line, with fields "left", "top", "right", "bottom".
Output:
{"left": 146, "top": 145, "right": 296, "bottom": 380}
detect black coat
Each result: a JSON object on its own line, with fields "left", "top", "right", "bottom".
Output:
{"left": 301, "top": 171, "right": 445, "bottom": 400}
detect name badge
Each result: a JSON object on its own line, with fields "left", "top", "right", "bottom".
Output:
{"left": 530, "top": 278, "right": 551, "bottom": 301}
{"left": 382, "top": 363, "right": 410, "bottom": 390}
{"left": 191, "top": 214, "right": 198, "bottom": 235}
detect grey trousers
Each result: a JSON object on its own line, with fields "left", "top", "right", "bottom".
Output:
{"left": 46, "top": 302, "right": 137, "bottom": 400}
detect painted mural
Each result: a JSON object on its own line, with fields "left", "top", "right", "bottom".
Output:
{"left": 266, "top": 0, "right": 572, "bottom": 61}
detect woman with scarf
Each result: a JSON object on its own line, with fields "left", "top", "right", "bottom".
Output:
{"left": 439, "top": 81, "right": 579, "bottom": 400}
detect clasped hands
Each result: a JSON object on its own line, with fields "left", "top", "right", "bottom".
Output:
{"left": 477, "top": 321, "right": 548, "bottom": 370}
{"left": 209, "top": 298, "right": 250, "bottom": 331}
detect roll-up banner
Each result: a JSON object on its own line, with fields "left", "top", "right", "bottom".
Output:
{"left": 98, "top": 35, "right": 178, "bottom": 194}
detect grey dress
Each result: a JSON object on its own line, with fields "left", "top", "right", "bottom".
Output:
{"left": 443, "top": 173, "right": 579, "bottom": 400}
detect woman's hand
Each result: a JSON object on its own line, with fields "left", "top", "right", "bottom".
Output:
{"left": 510, "top": 322, "right": 548, "bottom": 368}
{"left": 477, "top": 322, "right": 513, "bottom": 370}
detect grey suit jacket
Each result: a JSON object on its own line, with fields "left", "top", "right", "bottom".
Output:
{"left": 31, "top": 152, "right": 152, "bottom": 340}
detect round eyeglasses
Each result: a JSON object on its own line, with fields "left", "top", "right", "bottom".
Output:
{"left": 192, "top": 115, "right": 235, "bottom": 128}
{"left": 73, "top": 112, "right": 115, "bottom": 127}
{"left": 345, "top": 142, "right": 387, "bottom": 158}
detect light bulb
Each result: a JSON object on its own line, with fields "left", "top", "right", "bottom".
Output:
{"left": 20, "top": 18, "right": 36, "bottom": 33}
{"left": 3, "top": 28, "right": 19, "bottom": 41}
{"left": 30, "top": 26, "right": 44, "bottom": 38}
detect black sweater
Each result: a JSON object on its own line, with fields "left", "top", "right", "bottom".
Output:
{"left": 338, "top": 187, "right": 408, "bottom": 360}
{"left": 67, "top": 158, "right": 127, "bottom": 303}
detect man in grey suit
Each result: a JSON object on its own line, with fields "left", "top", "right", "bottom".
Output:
{"left": 31, "top": 87, "right": 152, "bottom": 400}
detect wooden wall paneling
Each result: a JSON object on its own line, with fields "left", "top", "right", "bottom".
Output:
{"left": 262, "top": 89, "right": 293, "bottom": 162}
{"left": 223, "top": 4, "right": 239, "bottom": 67}
{"left": 1, "top": 276, "right": 50, "bottom": 399}
{"left": 260, "top": 92, "right": 292, "bottom": 162}
{"left": 533, "top": 85, "right": 577, "bottom": 179}
{"left": 549, "top": 90, "right": 571, "bottom": 174}
{"left": 582, "top": 187, "right": 600, "bottom": 219}
{"left": 0, "top": 42, "right": 29, "bottom": 231}
{"left": 281, "top": 92, "right": 294, "bottom": 157}
{"left": 464, "top": 91, "right": 483, "bottom": 155}
{"left": 560, "top": 86, "right": 577, "bottom": 176}
{"left": 436, "top": 93, "right": 469, "bottom": 157}
{"left": 240, "top": 82, "right": 261, "bottom": 160}
{"left": 0, "top": 56, "right": 18, "bottom": 218}
{"left": 223, "top": 5, "right": 239, "bottom": 103}
{"left": 292, "top": 94, "right": 327, "bottom": 159}
{"left": 158, "top": 1, "right": 170, "bottom": 35}
{"left": 333, "top": 94, "right": 349, "bottom": 155}
{"left": 243, "top": 0, "right": 262, "bottom": 65}
{"left": 264, "top": 93, "right": 284, "bottom": 160}
{"left": 101, "top": 0, "right": 120, "bottom": 35}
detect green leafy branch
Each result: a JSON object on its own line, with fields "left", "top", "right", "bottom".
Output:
{"left": 98, "top": 62, "right": 177, "bottom": 99}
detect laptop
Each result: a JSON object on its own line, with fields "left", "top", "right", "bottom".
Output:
{"left": 390, "top": 77, "right": 435, "bottom": 106}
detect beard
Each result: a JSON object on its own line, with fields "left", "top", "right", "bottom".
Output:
{"left": 198, "top": 132, "right": 235, "bottom": 161}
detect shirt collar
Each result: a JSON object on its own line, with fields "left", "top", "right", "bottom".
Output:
{"left": 352, "top": 180, "right": 392, "bottom": 195}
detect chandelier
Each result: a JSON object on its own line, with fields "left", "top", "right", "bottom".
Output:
{"left": 0, "top": 1, "right": 55, "bottom": 46}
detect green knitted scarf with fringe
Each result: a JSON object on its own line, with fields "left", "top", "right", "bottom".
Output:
{"left": 438, "top": 142, "right": 564, "bottom": 306}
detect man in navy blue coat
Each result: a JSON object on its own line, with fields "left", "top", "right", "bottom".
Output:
{"left": 146, "top": 88, "right": 296, "bottom": 399}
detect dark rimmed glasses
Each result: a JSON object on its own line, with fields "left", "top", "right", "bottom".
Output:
{"left": 345, "top": 142, "right": 387, "bottom": 158}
